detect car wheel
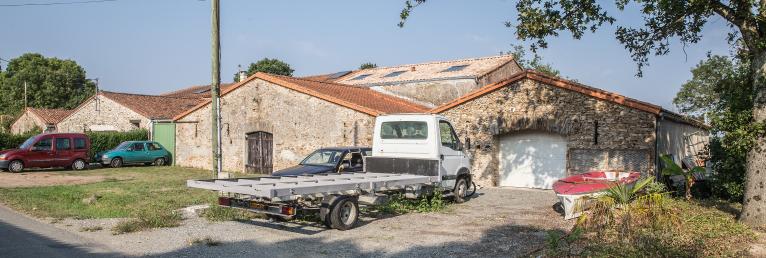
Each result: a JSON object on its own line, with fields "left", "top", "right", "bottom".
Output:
{"left": 71, "top": 159, "right": 87, "bottom": 171}
{"left": 154, "top": 157, "right": 166, "bottom": 166}
{"left": 454, "top": 177, "right": 469, "bottom": 203}
{"left": 329, "top": 196, "right": 359, "bottom": 230}
{"left": 110, "top": 158, "right": 123, "bottom": 168}
{"left": 8, "top": 160, "right": 24, "bottom": 173}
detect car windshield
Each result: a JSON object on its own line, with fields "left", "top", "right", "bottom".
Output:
{"left": 300, "top": 150, "right": 345, "bottom": 167}
{"left": 18, "top": 136, "right": 37, "bottom": 149}
{"left": 115, "top": 142, "right": 133, "bottom": 150}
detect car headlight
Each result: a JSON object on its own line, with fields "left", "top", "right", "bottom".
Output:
{"left": 0, "top": 154, "right": 6, "bottom": 160}
{"left": 102, "top": 155, "right": 109, "bottom": 159}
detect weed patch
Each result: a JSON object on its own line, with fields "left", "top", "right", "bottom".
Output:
{"left": 79, "top": 226, "right": 103, "bottom": 232}
{"left": 374, "top": 192, "right": 448, "bottom": 215}
{"left": 111, "top": 208, "right": 182, "bottom": 234}
{"left": 188, "top": 237, "right": 222, "bottom": 247}
{"left": 201, "top": 205, "right": 260, "bottom": 222}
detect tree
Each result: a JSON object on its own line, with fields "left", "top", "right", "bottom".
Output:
{"left": 399, "top": 0, "right": 766, "bottom": 226}
{"left": 673, "top": 55, "right": 737, "bottom": 120}
{"left": 233, "top": 58, "right": 294, "bottom": 82}
{"left": 506, "top": 44, "right": 560, "bottom": 77}
{"left": 359, "top": 62, "right": 378, "bottom": 69}
{"left": 0, "top": 53, "right": 95, "bottom": 116}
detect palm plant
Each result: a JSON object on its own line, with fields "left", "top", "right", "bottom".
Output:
{"left": 660, "top": 154, "right": 705, "bottom": 200}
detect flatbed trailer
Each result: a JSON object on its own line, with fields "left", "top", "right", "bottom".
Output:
{"left": 187, "top": 172, "right": 442, "bottom": 230}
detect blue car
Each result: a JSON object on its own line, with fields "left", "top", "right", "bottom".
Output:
{"left": 272, "top": 147, "right": 372, "bottom": 176}
{"left": 98, "top": 141, "right": 171, "bottom": 168}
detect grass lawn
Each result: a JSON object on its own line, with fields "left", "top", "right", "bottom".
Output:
{"left": 0, "top": 166, "right": 217, "bottom": 219}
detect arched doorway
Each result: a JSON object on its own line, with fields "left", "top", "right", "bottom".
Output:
{"left": 246, "top": 131, "right": 273, "bottom": 174}
{"left": 498, "top": 131, "right": 568, "bottom": 189}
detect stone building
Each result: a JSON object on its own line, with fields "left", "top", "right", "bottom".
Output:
{"left": 57, "top": 91, "right": 202, "bottom": 133}
{"left": 431, "top": 70, "right": 708, "bottom": 188}
{"left": 10, "top": 108, "right": 72, "bottom": 134}
{"left": 172, "top": 72, "right": 427, "bottom": 174}
{"left": 306, "top": 54, "right": 522, "bottom": 108}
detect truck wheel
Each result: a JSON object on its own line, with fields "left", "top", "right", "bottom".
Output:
{"left": 8, "top": 160, "right": 23, "bottom": 173}
{"left": 329, "top": 196, "right": 359, "bottom": 230}
{"left": 71, "top": 159, "right": 87, "bottom": 171}
{"left": 454, "top": 177, "right": 469, "bottom": 203}
{"left": 154, "top": 158, "right": 166, "bottom": 166}
{"left": 110, "top": 158, "right": 123, "bottom": 168}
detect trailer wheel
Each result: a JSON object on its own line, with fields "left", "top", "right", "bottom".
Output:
{"left": 320, "top": 195, "right": 341, "bottom": 228}
{"left": 454, "top": 177, "right": 469, "bottom": 203}
{"left": 329, "top": 196, "right": 359, "bottom": 230}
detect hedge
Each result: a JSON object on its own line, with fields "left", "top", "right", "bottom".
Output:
{"left": 0, "top": 130, "right": 40, "bottom": 150}
{"left": 86, "top": 129, "right": 149, "bottom": 160}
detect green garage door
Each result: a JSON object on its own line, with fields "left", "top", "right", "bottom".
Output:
{"left": 153, "top": 123, "right": 176, "bottom": 165}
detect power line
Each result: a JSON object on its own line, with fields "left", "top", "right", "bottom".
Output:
{"left": 0, "top": 0, "right": 118, "bottom": 7}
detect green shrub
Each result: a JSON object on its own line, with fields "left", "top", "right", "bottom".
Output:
{"left": 376, "top": 191, "right": 448, "bottom": 215}
{"left": 0, "top": 129, "right": 41, "bottom": 150}
{"left": 86, "top": 129, "right": 148, "bottom": 159}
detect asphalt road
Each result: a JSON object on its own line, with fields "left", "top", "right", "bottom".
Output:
{"left": 0, "top": 205, "right": 119, "bottom": 258}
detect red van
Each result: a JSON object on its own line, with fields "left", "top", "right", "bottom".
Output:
{"left": 0, "top": 133, "right": 91, "bottom": 173}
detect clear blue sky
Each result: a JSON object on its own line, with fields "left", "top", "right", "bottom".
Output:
{"left": 0, "top": 0, "right": 732, "bottom": 111}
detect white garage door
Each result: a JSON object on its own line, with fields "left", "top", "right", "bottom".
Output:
{"left": 499, "top": 132, "right": 567, "bottom": 189}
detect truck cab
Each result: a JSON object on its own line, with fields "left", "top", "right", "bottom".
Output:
{"left": 368, "top": 114, "right": 472, "bottom": 194}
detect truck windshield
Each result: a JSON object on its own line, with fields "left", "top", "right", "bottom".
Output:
{"left": 301, "top": 150, "right": 345, "bottom": 167}
{"left": 380, "top": 121, "right": 428, "bottom": 139}
{"left": 18, "top": 136, "right": 37, "bottom": 149}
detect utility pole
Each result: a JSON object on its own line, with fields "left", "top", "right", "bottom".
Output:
{"left": 211, "top": 0, "right": 223, "bottom": 179}
{"left": 94, "top": 78, "right": 100, "bottom": 112}
{"left": 23, "top": 81, "right": 27, "bottom": 109}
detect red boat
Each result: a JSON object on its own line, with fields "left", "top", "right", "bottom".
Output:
{"left": 553, "top": 171, "right": 642, "bottom": 219}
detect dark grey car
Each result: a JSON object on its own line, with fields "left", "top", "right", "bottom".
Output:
{"left": 271, "top": 147, "right": 372, "bottom": 176}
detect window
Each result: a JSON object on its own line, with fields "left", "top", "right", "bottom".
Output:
{"left": 74, "top": 138, "right": 86, "bottom": 150}
{"left": 441, "top": 65, "right": 469, "bottom": 72}
{"left": 33, "top": 138, "right": 52, "bottom": 151}
{"left": 351, "top": 74, "right": 372, "bottom": 80}
{"left": 131, "top": 143, "right": 145, "bottom": 151}
{"left": 329, "top": 71, "right": 352, "bottom": 79}
{"left": 148, "top": 143, "right": 163, "bottom": 151}
{"left": 383, "top": 71, "right": 406, "bottom": 78}
{"left": 55, "top": 138, "right": 71, "bottom": 150}
{"left": 130, "top": 120, "right": 141, "bottom": 128}
{"left": 380, "top": 121, "right": 428, "bottom": 140}
{"left": 439, "top": 121, "right": 460, "bottom": 150}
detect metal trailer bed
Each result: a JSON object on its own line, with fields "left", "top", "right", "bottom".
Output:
{"left": 187, "top": 172, "right": 437, "bottom": 201}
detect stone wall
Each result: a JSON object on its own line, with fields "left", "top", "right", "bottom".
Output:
{"left": 175, "top": 79, "right": 375, "bottom": 173}
{"left": 57, "top": 96, "right": 150, "bottom": 133}
{"left": 371, "top": 78, "right": 478, "bottom": 108}
{"left": 440, "top": 78, "right": 657, "bottom": 187}
{"left": 10, "top": 112, "right": 44, "bottom": 134}
{"left": 477, "top": 60, "right": 524, "bottom": 86}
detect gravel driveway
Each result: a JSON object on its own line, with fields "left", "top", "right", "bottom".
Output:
{"left": 48, "top": 187, "right": 573, "bottom": 257}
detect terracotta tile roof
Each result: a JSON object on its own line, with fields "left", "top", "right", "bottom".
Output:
{"left": 161, "top": 83, "right": 235, "bottom": 98}
{"left": 431, "top": 70, "right": 664, "bottom": 115}
{"left": 100, "top": 91, "right": 205, "bottom": 120}
{"left": 27, "top": 108, "right": 73, "bottom": 124}
{"left": 332, "top": 54, "right": 518, "bottom": 86}
{"left": 174, "top": 73, "right": 429, "bottom": 121}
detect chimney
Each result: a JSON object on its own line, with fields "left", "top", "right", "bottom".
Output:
{"left": 238, "top": 71, "right": 247, "bottom": 82}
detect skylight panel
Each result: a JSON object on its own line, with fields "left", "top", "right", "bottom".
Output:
{"left": 351, "top": 74, "right": 372, "bottom": 80}
{"left": 442, "top": 65, "right": 469, "bottom": 72}
{"left": 383, "top": 71, "right": 406, "bottom": 78}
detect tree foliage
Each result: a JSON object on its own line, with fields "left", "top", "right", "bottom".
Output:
{"left": 673, "top": 55, "right": 736, "bottom": 119}
{"left": 359, "top": 62, "right": 378, "bottom": 70}
{"left": 0, "top": 53, "right": 95, "bottom": 116}
{"left": 234, "top": 58, "right": 294, "bottom": 82}
{"left": 506, "top": 44, "right": 560, "bottom": 77}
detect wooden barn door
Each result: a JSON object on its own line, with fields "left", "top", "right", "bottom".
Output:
{"left": 246, "top": 132, "right": 273, "bottom": 174}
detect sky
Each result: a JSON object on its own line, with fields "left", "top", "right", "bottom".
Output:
{"left": 0, "top": 0, "right": 734, "bottom": 111}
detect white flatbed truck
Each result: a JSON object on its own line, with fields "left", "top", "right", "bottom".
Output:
{"left": 187, "top": 114, "right": 474, "bottom": 230}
